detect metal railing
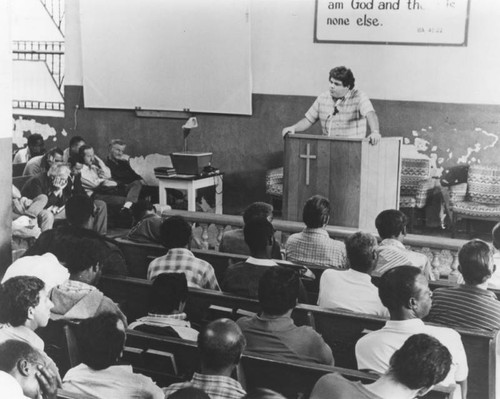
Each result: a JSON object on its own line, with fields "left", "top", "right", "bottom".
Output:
{"left": 12, "top": 99, "right": 64, "bottom": 112}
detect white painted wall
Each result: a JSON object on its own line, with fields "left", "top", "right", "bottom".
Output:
{"left": 65, "top": 0, "right": 500, "bottom": 105}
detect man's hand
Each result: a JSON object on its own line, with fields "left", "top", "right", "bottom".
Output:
{"left": 282, "top": 126, "right": 295, "bottom": 138}
{"left": 36, "top": 364, "right": 58, "bottom": 399}
{"left": 368, "top": 132, "right": 381, "bottom": 145}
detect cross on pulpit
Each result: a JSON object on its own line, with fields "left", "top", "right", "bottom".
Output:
{"left": 299, "top": 143, "right": 317, "bottom": 185}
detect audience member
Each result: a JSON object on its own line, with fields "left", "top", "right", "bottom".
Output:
{"left": 148, "top": 216, "right": 220, "bottom": 290}
{"left": 222, "top": 219, "right": 279, "bottom": 298}
{"left": 163, "top": 318, "right": 247, "bottom": 399}
{"left": 318, "top": 232, "right": 389, "bottom": 317}
{"left": 78, "top": 144, "right": 117, "bottom": 195}
{"left": 21, "top": 164, "right": 72, "bottom": 231}
{"left": 63, "top": 135, "right": 86, "bottom": 162}
{"left": 0, "top": 340, "right": 58, "bottom": 399}
{"left": 63, "top": 312, "right": 163, "bottom": 398}
{"left": 355, "top": 266, "right": 468, "bottom": 399}
{"left": 219, "top": 202, "right": 281, "bottom": 259}
{"left": 426, "top": 239, "right": 500, "bottom": 331}
{"left": 12, "top": 184, "right": 46, "bottom": 238}
{"left": 25, "top": 194, "right": 127, "bottom": 275}
{"left": 237, "top": 266, "right": 334, "bottom": 365}
{"left": 285, "top": 195, "right": 347, "bottom": 268}
{"left": 373, "top": 209, "right": 434, "bottom": 280}
{"left": 0, "top": 276, "right": 60, "bottom": 382}
{"left": 311, "top": 334, "right": 452, "bottom": 399}
{"left": 49, "top": 233, "right": 127, "bottom": 323}
{"left": 23, "top": 147, "right": 64, "bottom": 176}
{"left": 13, "top": 134, "right": 45, "bottom": 164}
{"left": 127, "top": 199, "right": 162, "bottom": 244}
{"left": 2, "top": 253, "right": 69, "bottom": 292}
{"left": 129, "top": 273, "right": 198, "bottom": 340}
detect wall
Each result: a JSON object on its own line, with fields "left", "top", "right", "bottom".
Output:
{"left": 64, "top": 0, "right": 500, "bottom": 214}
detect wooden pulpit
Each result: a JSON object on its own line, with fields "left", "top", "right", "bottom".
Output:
{"left": 283, "top": 134, "right": 402, "bottom": 230}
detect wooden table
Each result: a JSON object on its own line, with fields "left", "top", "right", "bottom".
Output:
{"left": 157, "top": 173, "right": 223, "bottom": 214}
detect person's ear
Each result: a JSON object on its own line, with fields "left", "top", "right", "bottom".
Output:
{"left": 17, "top": 359, "right": 31, "bottom": 377}
{"left": 26, "top": 306, "right": 35, "bottom": 321}
{"left": 408, "top": 297, "right": 417, "bottom": 310}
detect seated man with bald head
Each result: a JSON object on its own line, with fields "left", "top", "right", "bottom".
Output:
{"left": 163, "top": 318, "right": 247, "bottom": 399}
{"left": 0, "top": 340, "right": 58, "bottom": 399}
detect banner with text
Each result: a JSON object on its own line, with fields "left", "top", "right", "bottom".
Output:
{"left": 314, "top": 0, "right": 470, "bottom": 46}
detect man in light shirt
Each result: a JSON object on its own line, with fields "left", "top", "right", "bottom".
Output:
{"left": 318, "top": 231, "right": 389, "bottom": 317}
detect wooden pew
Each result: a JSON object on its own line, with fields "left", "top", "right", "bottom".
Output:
{"left": 125, "top": 330, "right": 454, "bottom": 399}
{"left": 100, "top": 275, "right": 498, "bottom": 399}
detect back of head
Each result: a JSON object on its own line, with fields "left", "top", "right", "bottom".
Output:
{"left": 243, "top": 219, "right": 274, "bottom": 255}
{"left": 131, "top": 199, "right": 155, "bottom": 222}
{"left": 78, "top": 312, "right": 125, "bottom": 370}
{"left": 198, "top": 318, "right": 246, "bottom": 373}
{"left": 458, "top": 239, "right": 493, "bottom": 285}
{"left": 149, "top": 273, "right": 188, "bottom": 314}
{"left": 160, "top": 216, "right": 192, "bottom": 250}
{"left": 493, "top": 222, "right": 500, "bottom": 250}
{"left": 243, "top": 202, "right": 273, "bottom": 224}
{"left": 389, "top": 334, "right": 451, "bottom": 390}
{"left": 0, "top": 276, "right": 45, "bottom": 327}
{"left": 0, "top": 340, "right": 41, "bottom": 374}
{"left": 168, "top": 387, "right": 211, "bottom": 399}
{"left": 302, "top": 195, "right": 330, "bottom": 228}
{"left": 43, "top": 147, "right": 63, "bottom": 164}
{"left": 69, "top": 135, "right": 85, "bottom": 148}
{"left": 346, "top": 232, "right": 378, "bottom": 273}
{"left": 27, "top": 134, "right": 43, "bottom": 147}
{"left": 55, "top": 234, "right": 108, "bottom": 277}
{"left": 66, "top": 195, "right": 94, "bottom": 227}
{"left": 258, "top": 266, "right": 299, "bottom": 315}
{"left": 375, "top": 209, "right": 407, "bottom": 239}
{"left": 329, "top": 66, "right": 355, "bottom": 89}
{"left": 378, "top": 266, "right": 422, "bottom": 313}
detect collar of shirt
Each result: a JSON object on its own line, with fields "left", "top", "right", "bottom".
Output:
{"left": 453, "top": 284, "right": 497, "bottom": 298}
{"left": 245, "top": 257, "right": 278, "bottom": 267}
{"left": 380, "top": 238, "right": 405, "bottom": 249}
{"left": 254, "top": 314, "right": 296, "bottom": 332}
{"left": 302, "top": 227, "right": 329, "bottom": 237}
{"left": 166, "top": 247, "right": 196, "bottom": 257}
{"left": 345, "top": 268, "right": 372, "bottom": 282}
{"left": 384, "top": 318, "right": 424, "bottom": 331}
{"left": 191, "top": 372, "right": 245, "bottom": 394}
{"left": 0, "top": 324, "right": 45, "bottom": 351}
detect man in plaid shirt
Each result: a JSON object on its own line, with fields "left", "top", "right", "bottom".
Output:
{"left": 147, "top": 216, "right": 220, "bottom": 290}
{"left": 282, "top": 66, "right": 381, "bottom": 144}
{"left": 163, "top": 318, "right": 247, "bottom": 399}
{"left": 285, "top": 195, "right": 347, "bottom": 269}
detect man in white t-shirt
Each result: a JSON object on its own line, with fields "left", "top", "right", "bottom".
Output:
{"left": 355, "top": 266, "right": 468, "bottom": 399}
{"left": 318, "top": 231, "right": 389, "bottom": 317}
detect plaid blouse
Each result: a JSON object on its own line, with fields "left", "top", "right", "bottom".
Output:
{"left": 305, "top": 89, "right": 374, "bottom": 138}
{"left": 147, "top": 248, "right": 220, "bottom": 290}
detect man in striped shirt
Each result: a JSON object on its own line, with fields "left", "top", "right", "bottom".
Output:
{"left": 282, "top": 66, "right": 381, "bottom": 144}
{"left": 147, "top": 215, "right": 220, "bottom": 291}
{"left": 427, "top": 239, "right": 500, "bottom": 331}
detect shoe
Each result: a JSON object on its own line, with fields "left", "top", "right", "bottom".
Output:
{"left": 118, "top": 207, "right": 134, "bottom": 228}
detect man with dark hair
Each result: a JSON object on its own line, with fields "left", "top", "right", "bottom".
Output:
{"left": 13, "top": 133, "right": 45, "bottom": 164}
{"left": 0, "top": 276, "right": 60, "bottom": 382}
{"left": 237, "top": 266, "right": 334, "bottom": 365}
{"left": 312, "top": 334, "right": 452, "bottom": 399}
{"left": 23, "top": 147, "right": 64, "bottom": 176}
{"left": 219, "top": 201, "right": 281, "bottom": 258}
{"left": 222, "top": 219, "right": 280, "bottom": 298}
{"left": 427, "top": 239, "right": 500, "bottom": 331}
{"left": 0, "top": 340, "right": 58, "bottom": 399}
{"left": 25, "top": 194, "right": 126, "bottom": 275}
{"left": 163, "top": 318, "right": 247, "bottom": 399}
{"left": 148, "top": 216, "right": 220, "bottom": 290}
{"left": 48, "top": 234, "right": 126, "bottom": 323}
{"left": 129, "top": 273, "right": 199, "bottom": 340}
{"left": 318, "top": 232, "right": 389, "bottom": 317}
{"left": 285, "top": 195, "right": 347, "bottom": 268}
{"left": 63, "top": 135, "right": 86, "bottom": 162}
{"left": 127, "top": 199, "right": 163, "bottom": 244}
{"left": 374, "top": 209, "right": 434, "bottom": 280}
{"left": 355, "top": 266, "right": 468, "bottom": 399}
{"left": 63, "top": 312, "right": 163, "bottom": 398}
{"left": 282, "top": 66, "right": 381, "bottom": 144}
